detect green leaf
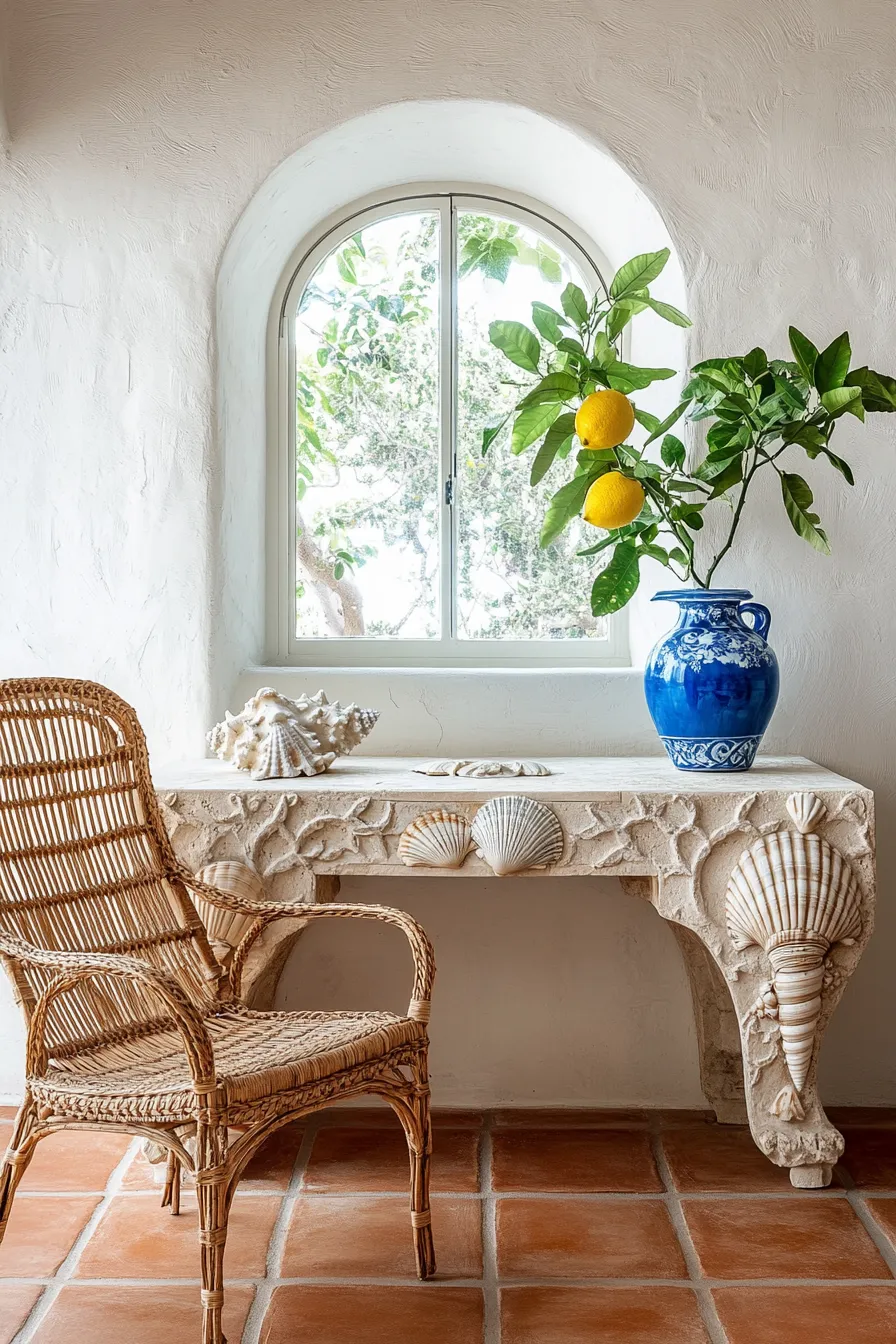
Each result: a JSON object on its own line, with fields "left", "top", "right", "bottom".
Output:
{"left": 645, "top": 399, "right": 691, "bottom": 445}
{"left": 488, "top": 320, "right": 542, "bottom": 373}
{"left": 640, "top": 542, "right": 671, "bottom": 564}
{"left": 814, "top": 332, "right": 851, "bottom": 394}
{"left": 709, "top": 457, "right": 744, "bottom": 497}
{"left": 821, "top": 385, "right": 864, "bottom": 420}
{"left": 591, "top": 333, "right": 616, "bottom": 369}
{"left": 590, "top": 541, "right": 641, "bottom": 615}
{"left": 336, "top": 251, "right": 357, "bottom": 285}
{"left": 577, "top": 531, "right": 623, "bottom": 558}
{"left": 560, "top": 282, "right": 589, "bottom": 329}
{"left": 606, "top": 299, "right": 648, "bottom": 342}
{"left": 511, "top": 400, "right": 563, "bottom": 455}
{"left": 640, "top": 296, "right": 692, "bottom": 328}
{"left": 481, "top": 412, "right": 511, "bottom": 455}
{"left": 743, "top": 347, "right": 768, "bottom": 380}
{"left": 609, "top": 249, "right": 671, "bottom": 299}
{"left": 517, "top": 372, "right": 579, "bottom": 408}
{"left": 540, "top": 469, "right": 603, "bottom": 548}
{"left": 848, "top": 367, "right": 896, "bottom": 412}
{"left": 531, "top": 302, "right": 568, "bottom": 346}
{"left": 529, "top": 413, "right": 576, "bottom": 485}
{"left": 788, "top": 328, "right": 819, "bottom": 384}
{"left": 661, "top": 434, "right": 686, "bottom": 468}
{"left": 633, "top": 408, "right": 661, "bottom": 434}
{"left": 817, "top": 448, "right": 855, "bottom": 485}
{"left": 606, "top": 363, "right": 676, "bottom": 392}
{"left": 781, "top": 472, "right": 830, "bottom": 553}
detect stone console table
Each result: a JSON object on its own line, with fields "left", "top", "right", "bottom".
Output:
{"left": 155, "top": 756, "right": 875, "bottom": 1189}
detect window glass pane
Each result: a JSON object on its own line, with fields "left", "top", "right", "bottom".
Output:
{"left": 294, "top": 211, "right": 440, "bottom": 638}
{"left": 455, "top": 211, "right": 604, "bottom": 641}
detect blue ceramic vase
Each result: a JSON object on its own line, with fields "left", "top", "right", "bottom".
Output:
{"left": 643, "top": 589, "right": 779, "bottom": 772}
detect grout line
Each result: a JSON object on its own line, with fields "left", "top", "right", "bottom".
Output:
{"left": 240, "top": 1115, "right": 322, "bottom": 1344}
{"left": 839, "top": 1166, "right": 896, "bottom": 1281}
{"left": 649, "top": 1117, "right": 728, "bottom": 1344}
{"left": 480, "top": 1113, "right": 500, "bottom": 1344}
{"left": 11, "top": 1136, "right": 143, "bottom": 1344}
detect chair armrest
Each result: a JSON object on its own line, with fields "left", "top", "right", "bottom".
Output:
{"left": 180, "top": 871, "right": 435, "bottom": 1022}
{"left": 0, "top": 931, "right": 217, "bottom": 1096}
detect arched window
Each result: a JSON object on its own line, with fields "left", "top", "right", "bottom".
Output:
{"left": 273, "top": 189, "right": 629, "bottom": 666}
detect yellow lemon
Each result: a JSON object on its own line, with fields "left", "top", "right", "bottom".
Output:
{"left": 575, "top": 390, "right": 635, "bottom": 449}
{"left": 583, "top": 472, "right": 645, "bottom": 529}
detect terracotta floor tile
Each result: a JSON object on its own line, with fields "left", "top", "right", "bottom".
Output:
{"left": 493, "top": 1109, "right": 648, "bottom": 1128}
{"left": 497, "top": 1197, "right": 686, "bottom": 1279}
{"left": 18, "top": 1131, "right": 132, "bottom": 1193}
{"left": 75, "top": 1192, "right": 280, "bottom": 1279}
{"left": 838, "top": 1127, "right": 896, "bottom": 1189}
{"left": 713, "top": 1285, "right": 896, "bottom": 1343}
{"left": 304, "top": 1126, "right": 479, "bottom": 1193}
{"left": 865, "top": 1198, "right": 896, "bottom": 1251}
{"left": 662, "top": 1124, "right": 804, "bottom": 1192}
{"left": 32, "top": 1283, "right": 254, "bottom": 1344}
{"left": 684, "top": 1197, "right": 890, "bottom": 1279}
{"left": 261, "top": 1284, "right": 484, "bottom": 1343}
{"left": 0, "top": 1110, "right": 18, "bottom": 1124}
{"left": 0, "top": 1283, "right": 43, "bottom": 1344}
{"left": 500, "top": 1285, "right": 708, "bottom": 1343}
{"left": 0, "top": 1196, "right": 99, "bottom": 1277}
{"left": 492, "top": 1129, "right": 662, "bottom": 1193}
{"left": 122, "top": 1124, "right": 304, "bottom": 1193}
{"left": 282, "top": 1194, "right": 481, "bottom": 1279}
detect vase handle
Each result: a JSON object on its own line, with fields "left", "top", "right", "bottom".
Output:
{"left": 739, "top": 601, "right": 771, "bottom": 641}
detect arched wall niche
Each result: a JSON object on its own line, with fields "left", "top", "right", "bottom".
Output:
{"left": 215, "top": 99, "right": 688, "bottom": 751}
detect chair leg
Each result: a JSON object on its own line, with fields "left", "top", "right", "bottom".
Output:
{"left": 196, "top": 1127, "right": 230, "bottom": 1344}
{"left": 161, "top": 1151, "right": 181, "bottom": 1216}
{"left": 408, "top": 1055, "right": 436, "bottom": 1280}
{"left": 0, "top": 1099, "right": 38, "bottom": 1247}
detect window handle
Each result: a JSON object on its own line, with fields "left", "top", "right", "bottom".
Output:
{"left": 444, "top": 478, "right": 455, "bottom": 506}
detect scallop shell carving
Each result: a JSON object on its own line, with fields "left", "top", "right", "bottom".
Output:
{"left": 398, "top": 811, "right": 473, "bottom": 869}
{"left": 471, "top": 796, "right": 563, "bottom": 877}
{"left": 786, "top": 791, "right": 827, "bottom": 835}
{"left": 193, "top": 861, "right": 266, "bottom": 958}
{"left": 414, "top": 759, "right": 552, "bottom": 778}
{"left": 726, "top": 827, "right": 862, "bottom": 1100}
{"left": 207, "top": 687, "right": 378, "bottom": 779}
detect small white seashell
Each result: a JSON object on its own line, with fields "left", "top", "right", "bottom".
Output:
{"left": 398, "top": 811, "right": 473, "bottom": 869}
{"left": 786, "top": 792, "right": 827, "bottom": 835}
{"left": 207, "top": 688, "right": 378, "bottom": 779}
{"left": 727, "top": 828, "right": 862, "bottom": 1096}
{"left": 193, "top": 861, "right": 266, "bottom": 957}
{"left": 471, "top": 796, "right": 563, "bottom": 877}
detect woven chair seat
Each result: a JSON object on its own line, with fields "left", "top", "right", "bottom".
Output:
{"left": 35, "top": 1008, "right": 425, "bottom": 1120}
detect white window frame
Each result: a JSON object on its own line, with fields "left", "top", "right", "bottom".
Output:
{"left": 268, "top": 184, "right": 630, "bottom": 667}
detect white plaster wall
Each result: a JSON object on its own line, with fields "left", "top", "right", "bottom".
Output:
{"left": 1, "top": 0, "right": 895, "bottom": 1105}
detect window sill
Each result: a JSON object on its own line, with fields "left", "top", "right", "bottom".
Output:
{"left": 230, "top": 665, "right": 655, "bottom": 758}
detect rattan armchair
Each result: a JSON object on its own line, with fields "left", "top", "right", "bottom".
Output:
{"left": 0, "top": 679, "right": 436, "bottom": 1343}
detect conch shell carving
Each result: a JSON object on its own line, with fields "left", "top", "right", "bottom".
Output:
{"left": 726, "top": 792, "right": 862, "bottom": 1119}
{"left": 207, "top": 688, "right": 378, "bottom": 779}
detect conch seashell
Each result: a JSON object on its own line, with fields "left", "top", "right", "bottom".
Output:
{"left": 471, "top": 796, "right": 563, "bottom": 876}
{"left": 398, "top": 811, "right": 472, "bottom": 869}
{"left": 726, "top": 807, "right": 862, "bottom": 1111}
{"left": 207, "top": 688, "right": 378, "bottom": 779}
{"left": 193, "top": 861, "right": 266, "bottom": 958}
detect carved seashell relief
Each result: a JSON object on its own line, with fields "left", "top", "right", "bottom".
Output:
{"left": 193, "top": 861, "right": 266, "bottom": 959}
{"left": 414, "top": 759, "right": 552, "bottom": 778}
{"left": 207, "top": 687, "right": 378, "bottom": 779}
{"left": 398, "top": 811, "right": 473, "bottom": 869}
{"left": 726, "top": 792, "right": 862, "bottom": 1117}
{"left": 471, "top": 795, "right": 564, "bottom": 877}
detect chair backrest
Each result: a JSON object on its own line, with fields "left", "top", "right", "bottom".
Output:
{"left": 0, "top": 678, "right": 223, "bottom": 1064}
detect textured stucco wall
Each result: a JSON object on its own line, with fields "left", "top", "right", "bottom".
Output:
{"left": 1, "top": 0, "right": 895, "bottom": 1103}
